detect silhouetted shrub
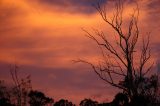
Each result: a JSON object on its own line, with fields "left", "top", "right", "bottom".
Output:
{"left": 112, "top": 93, "right": 129, "bottom": 106}
{"left": 80, "top": 98, "right": 98, "bottom": 106}
{"left": 28, "top": 90, "right": 53, "bottom": 106}
{"left": 54, "top": 99, "right": 75, "bottom": 106}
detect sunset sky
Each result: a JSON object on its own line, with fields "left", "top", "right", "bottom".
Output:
{"left": 0, "top": 0, "right": 160, "bottom": 104}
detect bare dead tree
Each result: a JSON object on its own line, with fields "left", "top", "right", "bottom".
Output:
{"left": 10, "top": 64, "right": 32, "bottom": 106}
{"left": 75, "top": 0, "right": 156, "bottom": 100}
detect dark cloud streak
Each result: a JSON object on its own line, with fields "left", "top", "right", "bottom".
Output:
{"left": 37, "top": 0, "right": 107, "bottom": 14}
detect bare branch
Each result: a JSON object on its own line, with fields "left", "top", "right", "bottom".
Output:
{"left": 77, "top": 0, "right": 154, "bottom": 99}
{"left": 82, "top": 28, "right": 127, "bottom": 68}
{"left": 139, "top": 35, "right": 151, "bottom": 77}
{"left": 74, "top": 59, "right": 127, "bottom": 91}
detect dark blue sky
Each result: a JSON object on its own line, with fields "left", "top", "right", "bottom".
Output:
{"left": 38, "top": 0, "right": 107, "bottom": 14}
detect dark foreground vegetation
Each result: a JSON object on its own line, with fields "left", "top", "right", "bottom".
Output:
{"left": 0, "top": 74, "right": 160, "bottom": 106}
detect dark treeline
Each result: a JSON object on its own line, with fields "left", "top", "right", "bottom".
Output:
{"left": 0, "top": 65, "right": 160, "bottom": 106}
{"left": 0, "top": 77, "right": 160, "bottom": 106}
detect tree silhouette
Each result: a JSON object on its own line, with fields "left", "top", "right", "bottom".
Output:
{"left": 80, "top": 98, "right": 98, "bottom": 106}
{"left": 0, "top": 98, "right": 15, "bottom": 106}
{"left": 112, "top": 93, "right": 128, "bottom": 106}
{"left": 76, "top": 0, "right": 159, "bottom": 103}
{"left": 10, "top": 64, "right": 32, "bottom": 106}
{"left": 54, "top": 99, "right": 75, "bottom": 106}
{"left": 128, "top": 74, "right": 159, "bottom": 106}
{"left": 28, "top": 90, "right": 53, "bottom": 106}
{"left": 0, "top": 80, "right": 10, "bottom": 99}
{"left": 0, "top": 80, "right": 14, "bottom": 106}
{"left": 0, "top": 79, "right": 54, "bottom": 106}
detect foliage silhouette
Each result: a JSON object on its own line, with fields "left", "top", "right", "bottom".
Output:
{"left": 0, "top": 80, "right": 15, "bottom": 106}
{"left": 112, "top": 93, "right": 129, "bottom": 106}
{"left": 54, "top": 99, "right": 75, "bottom": 106}
{"left": 0, "top": 79, "right": 54, "bottom": 106}
{"left": 80, "top": 98, "right": 98, "bottom": 106}
{"left": 98, "top": 93, "right": 128, "bottom": 106}
{"left": 0, "top": 98, "right": 15, "bottom": 106}
{"left": 28, "top": 90, "right": 53, "bottom": 106}
{"left": 0, "top": 76, "right": 159, "bottom": 106}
